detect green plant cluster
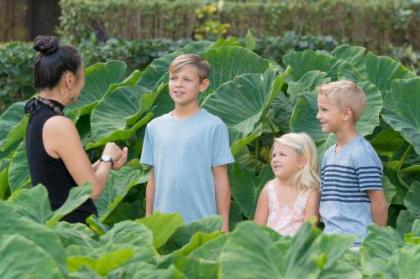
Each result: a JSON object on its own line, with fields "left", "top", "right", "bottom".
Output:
{"left": 58, "top": 0, "right": 420, "bottom": 51}
{"left": 1, "top": 185, "right": 420, "bottom": 278}
{"left": 2, "top": 32, "right": 419, "bottom": 112}
{"left": 194, "top": 1, "right": 231, "bottom": 40}
{"left": 1, "top": 36, "right": 420, "bottom": 278}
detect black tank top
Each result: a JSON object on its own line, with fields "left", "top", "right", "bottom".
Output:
{"left": 25, "top": 98, "right": 97, "bottom": 223}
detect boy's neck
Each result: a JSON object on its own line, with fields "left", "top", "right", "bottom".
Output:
{"left": 335, "top": 124, "right": 358, "bottom": 152}
{"left": 172, "top": 103, "right": 201, "bottom": 119}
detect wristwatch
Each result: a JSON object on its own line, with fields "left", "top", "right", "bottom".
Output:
{"left": 100, "top": 154, "right": 114, "bottom": 167}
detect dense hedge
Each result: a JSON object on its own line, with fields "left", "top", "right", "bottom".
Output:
{"left": 58, "top": 0, "right": 420, "bottom": 51}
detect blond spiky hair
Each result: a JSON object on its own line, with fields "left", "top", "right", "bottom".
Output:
{"left": 317, "top": 80, "right": 367, "bottom": 122}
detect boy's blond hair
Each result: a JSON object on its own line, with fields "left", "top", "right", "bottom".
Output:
{"left": 317, "top": 80, "right": 366, "bottom": 122}
{"left": 169, "top": 54, "right": 210, "bottom": 81}
{"left": 273, "top": 132, "right": 320, "bottom": 192}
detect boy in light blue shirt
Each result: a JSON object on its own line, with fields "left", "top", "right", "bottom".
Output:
{"left": 140, "top": 54, "right": 234, "bottom": 231}
{"left": 316, "top": 80, "right": 388, "bottom": 245}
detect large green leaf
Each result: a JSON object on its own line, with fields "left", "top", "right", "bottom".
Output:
{"left": 65, "top": 60, "right": 127, "bottom": 119}
{"left": 6, "top": 184, "right": 52, "bottom": 224}
{"left": 203, "top": 46, "right": 270, "bottom": 92}
{"left": 382, "top": 78, "right": 420, "bottom": 155}
{"left": 161, "top": 216, "right": 223, "bottom": 254}
{"left": 0, "top": 202, "right": 67, "bottom": 271}
{"left": 365, "top": 53, "right": 415, "bottom": 92}
{"left": 219, "top": 221, "right": 354, "bottom": 279}
{"left": 67, "top": 248, "right": 135, "bottom": 276}
{"left": 95, "top": 221, "right": 156, "bottom": 268}
{"left": 47, "top": 183, "right": 93, "bottom": 227}
{"left": 203, "top": 70, "right": 287, "bottom": 138}
{"left": 137, "top": 212, "right": 184, "bottom": 249}
{"left": 87, "top": 79, "right": 161, "bottom": 148}
{"left": 283, "top": 50, "right": 335, "bottom": 81}
{"left": 54, "top": 222, "right": 96, "bottom": 248}
{"left": 0, "top": 235, "right": 64, "bottom": 279}
{"left": 360, "top": 225, "right": 405, "bottom": 277}
{"left": 0, "top": 101, "right": 27, "bottom": 152}
{"left": 286, "top": 70, "right": 330, "bottom": 104}
{"left": 173, "top": 255, "right": 218, "bottom": 279}
{"left": 229, "top": 164, "right": 273, "bottom": 219}
{"left": 66, "top": 221, "right": 156, "bottom": 275}
{"left": 94, "top": 166, "right": 143, "bottom": 221}
{"left": 0, "top": 168, "right": 8, "bottom": 199}
{"left": 332, "top": 45, "right": 366, "bottom": 78}
{"left": 7, "top": 141, "right": 30, "bottom": 192}
{"left": 396, "top": 245, "right": 420, "bottom": 279}
{"left": 112, "top": 263, "right": 184, "bottom": 279}
{"left": 403, "top": 181, "right": 420, "bottom": 215}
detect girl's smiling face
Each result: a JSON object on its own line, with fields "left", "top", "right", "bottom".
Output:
{"left": 271, "top": 142, "right": 304, "bottom": 180}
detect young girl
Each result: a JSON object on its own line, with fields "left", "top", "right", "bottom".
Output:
{"left": 254, "top": 132, "right": 320, "bottom": 236}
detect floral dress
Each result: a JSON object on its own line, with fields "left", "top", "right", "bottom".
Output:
{"left": 266, "top": 181, "right": 311, "bottom": 236}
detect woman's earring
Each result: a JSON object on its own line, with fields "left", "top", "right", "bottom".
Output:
{"left": 69, "top": 89, "right": 75, "bottom": 102}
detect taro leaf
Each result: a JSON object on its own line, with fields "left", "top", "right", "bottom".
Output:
{"left": 47, "top": 183, "right": 93, "bottom": 227}
{"left": 87, "top": 83, "right": 158, "bottom": 148}
{"left": 382, "top": 78, "right": 420, "bottom": 155}
{"left": 286, "top": 70, "right": 330, "bottom": 104}
{"left": 137, "top": 212, "right": 184, "bottom": 249}
{"left": 0, "top": 235, "right": 64, "bottom": 279}
{"left": 219, "top": 222, "right": 353, "bottom": 279}
{"left": 0, "top": 202, "right": 67, "bottom": 272}
{"left": 161, "top": 216, "right": 223, "bottom": 253}
{"left": 203, "top": 46, "right": 270, "bottom": 92}
{"left": 94, "top": 166, "right": 142, "bottom": 222}
{"left": 229, "top": 163, "right": 273, "bottom": 219}
{"left": 8, "top": 140, "right": 30, "bottom": 192}
{"left": 203, "top": 70, "right": 287, "bottom": 138}
{"left": 360, "top": 225, "right": 404, "bottom": 277}
{"left": 65, "top": 60, "right": 127, "bottom": 119}
{"left": 111, "top": 263, "right": 184, "bottom": 279}
{"left": 365, "top": 53, "right": 416, "bottom": 92}
{"left": 67, "top": 248, "right": 135, "bottom": 276}
{"left": 396, "top": 245, "right": 420, "bottom": 279}
{"left": 6, "top": 184, "right": 52, "bottom": 224}
{"left": 0, "top": 101, "right": 27, "bottom": 152}
{"left": 54, "top": 222, "right": 96, "bottom": 248}
{"left": 403, "top": 181, "right": 420, "bottom": 215}
{"left": 332, "top": 45, "right": 366, "bottom": 77}
{"left": 283, "top": 50, "right": 336, "bottom": 81}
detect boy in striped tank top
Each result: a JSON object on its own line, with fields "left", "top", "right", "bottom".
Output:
{"left": 316, "top": 80, "right": 388, "bottom": 246}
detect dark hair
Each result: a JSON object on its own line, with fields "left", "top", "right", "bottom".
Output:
{"left": 33, "top": 36, "right": 82, "bottom": 90}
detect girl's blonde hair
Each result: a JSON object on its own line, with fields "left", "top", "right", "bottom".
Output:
{"left": 273, "top": 132, "right": 320, "bottom": 192}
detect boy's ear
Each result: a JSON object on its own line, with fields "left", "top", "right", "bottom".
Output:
{"left": 199, "top": 78, "right": 210, "bottom": 92}
{"left": 342, "top": 107, "right": 353, "bottom": 122}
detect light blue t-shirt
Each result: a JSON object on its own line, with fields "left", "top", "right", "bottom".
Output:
{"left": 140, "top": 109, "right": 234, "bottom": 223}
{"left": 319, "top": 135, "right": 383, "bottom": 245}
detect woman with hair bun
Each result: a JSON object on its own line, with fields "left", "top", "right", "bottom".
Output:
{"left": 25, "top": 36, "right": 128, "bottom": 223}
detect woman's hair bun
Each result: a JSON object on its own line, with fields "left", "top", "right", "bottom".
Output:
{"left": 33, "top": 36, "right": 59, "bottom": 55}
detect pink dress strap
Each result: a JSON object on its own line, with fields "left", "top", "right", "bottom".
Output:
{"left": 266, "top": 181, "right": 311, "bottom": 236}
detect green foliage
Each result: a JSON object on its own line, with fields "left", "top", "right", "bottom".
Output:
{"left": 58, "top": 0, "right": 420, "bottom": 53}
{"left": 0, "top": 36, "right": 420, "bottom": 277}
{"left": 194, "top": 1, "right": 231, "bottom": 40}
{"left": 0, "top": 42, "right": 36, "bottom": 112}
